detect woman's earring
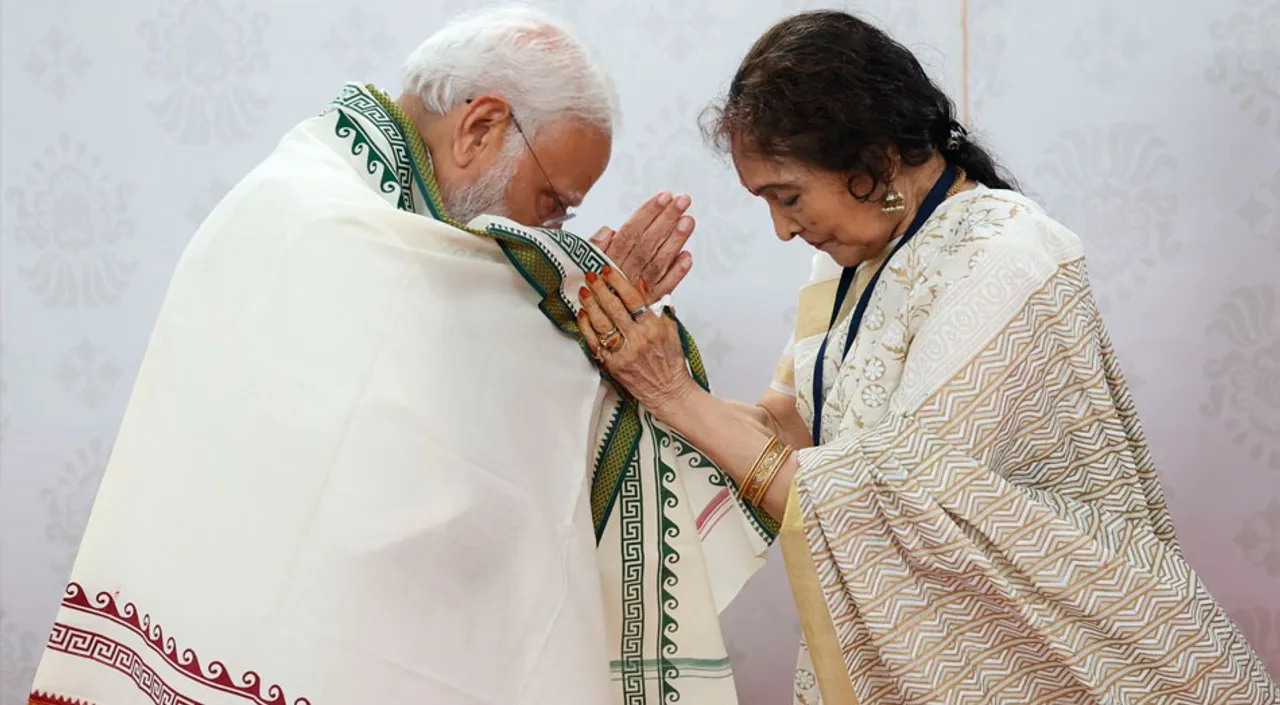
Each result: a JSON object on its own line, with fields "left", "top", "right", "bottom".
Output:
{"left": 881, "top": 184, "right": 905, "bottom": 213}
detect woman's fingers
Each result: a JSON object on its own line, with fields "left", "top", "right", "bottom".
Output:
{"left": 578, "top": 307, "right": 602, "bottom": 354}
{"left": 578, "top": 281, "right": 619, "bottom": 338}
{"left": 598, "top": 265, "right": 649, "bottom": 317}
{"left": 585, "top": 268, "right": 638, "bottom": 339}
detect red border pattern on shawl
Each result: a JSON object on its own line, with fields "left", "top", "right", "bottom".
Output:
{"left": 29, "top": 692, "right": 94, "bottom": 705}
{"left": 32, "top": 583, "right": 310, "bottom": 705}
{"left": 37, "top": 623, "right": 201, "bottom": 704}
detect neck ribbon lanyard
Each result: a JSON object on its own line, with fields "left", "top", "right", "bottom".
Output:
{"left": 810, "top": 164, "right": 957, "bottom": 446}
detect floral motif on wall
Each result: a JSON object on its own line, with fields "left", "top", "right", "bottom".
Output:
{"left": 1202, "top": 285, "right": 1280, "bottom": 471}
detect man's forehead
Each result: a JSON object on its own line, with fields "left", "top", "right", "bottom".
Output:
{"left": 534, "top": 122, "right": 610, "bottom": 154}
{"left": 531, "top": 122, "right": 611, "bottom": 203}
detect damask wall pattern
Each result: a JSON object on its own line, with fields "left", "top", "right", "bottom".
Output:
{"left": 1, "top": 1, "right": 1277, "bottom": 703}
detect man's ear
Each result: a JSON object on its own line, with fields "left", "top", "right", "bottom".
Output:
{"left": 452, "top": 94, "right": 512, "bottom": 169}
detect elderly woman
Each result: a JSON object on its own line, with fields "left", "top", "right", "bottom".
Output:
{"left": 578, "top": 10, "right": 1279, "bottom": 705}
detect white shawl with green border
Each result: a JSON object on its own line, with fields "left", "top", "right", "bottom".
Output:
{"left": 26, "top": 84, "right": 772, "bottom": 705}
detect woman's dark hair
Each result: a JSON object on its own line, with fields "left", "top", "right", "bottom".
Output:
{"left": 705, "top": 10, "right": 1017, "bottom": 198}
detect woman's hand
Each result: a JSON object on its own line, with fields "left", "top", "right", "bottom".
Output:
{"left": 577, "top": 265, "right": 697, "bottom": 418}
{"left": 578, "top": 266, "right": 800, "bottom": 520}
{"left": 588, "top": 192, "right": 695, "bottom": 300}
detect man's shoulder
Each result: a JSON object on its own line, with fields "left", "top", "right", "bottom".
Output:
{"left": 221, "top": 120, "right": 391, "bottom": 221}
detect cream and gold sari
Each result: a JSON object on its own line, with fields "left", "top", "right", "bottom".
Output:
{"left": 772, "top": 188, "right": 1279, "bottom": 704}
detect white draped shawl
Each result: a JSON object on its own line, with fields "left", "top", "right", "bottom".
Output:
{"left": 27, "top": 84, "right": 771, "bottom": 705}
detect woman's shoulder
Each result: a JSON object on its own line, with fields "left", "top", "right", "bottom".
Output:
{"left": 941, "top": 186, "right": 1086, "bottom": 269}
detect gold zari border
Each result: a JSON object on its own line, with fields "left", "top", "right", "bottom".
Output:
{"left": 780, "top": 482, "right": 860, "bottom": 705}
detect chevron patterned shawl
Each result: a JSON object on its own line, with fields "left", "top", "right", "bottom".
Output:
{"left": 779, "top": 188, "right": 1279, "bottom": 704}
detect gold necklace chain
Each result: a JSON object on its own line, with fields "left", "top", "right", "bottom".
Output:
{"left": 946, "top": 167, "right": 969, "bottom": 198}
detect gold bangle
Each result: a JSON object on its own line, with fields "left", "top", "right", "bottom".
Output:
{"left": 747, "top": 442, "right": 793, "bottom": 506}
{"left": 739, "top": 437, "right": 780, "bottom": 503}
{"left": 740, "top": 436, "right": 793, "bottom": 507}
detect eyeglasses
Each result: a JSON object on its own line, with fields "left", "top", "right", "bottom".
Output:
{"left": 509, "top": 114, "right": 576, "bottom": 228}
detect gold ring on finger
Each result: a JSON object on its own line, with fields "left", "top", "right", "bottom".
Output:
{"left": 600, "top": 328, "right": 625, "bottom": 352}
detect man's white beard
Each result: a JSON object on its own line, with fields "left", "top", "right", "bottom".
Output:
{"left": 439, "top": 137, "right": 521, "bottom": 225}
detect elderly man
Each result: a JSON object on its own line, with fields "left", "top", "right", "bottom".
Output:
{"left": 26, "top": 7, "right": 770, "bottom": 705}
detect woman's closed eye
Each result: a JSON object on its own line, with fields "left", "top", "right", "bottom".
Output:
{"left": 781, "top": 194, "right": 800, "bottom": 207}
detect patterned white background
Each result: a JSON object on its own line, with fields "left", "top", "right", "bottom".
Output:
{"left": 1, "top": 0, "right": 1278, "bottom": 702}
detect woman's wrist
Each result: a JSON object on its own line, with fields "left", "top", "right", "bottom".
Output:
{"left": 647, "top": 374, "right": 704, "bottom": 425}
{"left": 754, "top": 402, "right": 784, "bottom": 437}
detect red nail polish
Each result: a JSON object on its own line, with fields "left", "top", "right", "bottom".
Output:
{"left": 585, "top": 271, "right": 598, "bottom": 284}
{"left": 579, "top": 286, "right": 591, "bottom": 299}
{"left": 601, "top": 265, "right": 612, "bottom": 276}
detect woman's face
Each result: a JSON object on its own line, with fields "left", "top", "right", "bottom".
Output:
{"left": 733, "top": 146, "right": 899, "bottom": 268}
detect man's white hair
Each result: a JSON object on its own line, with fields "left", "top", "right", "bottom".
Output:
{"left": 402, "top": 5, "right": 620, "bottom": 139}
